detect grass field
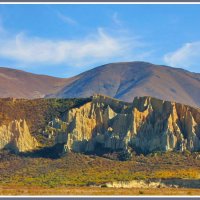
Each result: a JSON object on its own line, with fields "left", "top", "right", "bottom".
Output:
{"left": 1, "top": 150, "right": 200, "bottom": 196}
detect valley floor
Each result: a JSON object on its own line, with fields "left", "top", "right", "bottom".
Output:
{"left": 1, "top": 151, "right": 200, "bottom": 196}
{"left": 1, "top": 186, "right": 200, "bottom": 196}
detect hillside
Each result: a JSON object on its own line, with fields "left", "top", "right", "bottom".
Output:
{"left": 0, "top": 62, "right": 200, "bottom": 107}
{"left": 0, "top": 97, "right": 91, "bottom": 151}
{"left": 0, "top": 95, "right": 200, "bottom": 194}
{"left": 54, "top": 94, "right": 200, "bottom": 155}
{"left": 0, "top": 67, "right": 73, "bottom": 98}
{"left": 52, "top": 62, "right": 200, "bottom": 108}
{"left": 0, "top": 95, "right": 200, "bottom": 156}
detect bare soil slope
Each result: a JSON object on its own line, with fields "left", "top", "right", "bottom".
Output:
{"left": 1, "top": 62, "right": 200, "bottom": 107}
{"left": 52, "top": 62, "right": 200, "bottom": 107}
{"left": 0, "top": 67, "right": 74, "bottom": 98}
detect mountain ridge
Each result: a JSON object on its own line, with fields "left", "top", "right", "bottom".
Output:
{"left": 0, "top": 61, "right": 200, "bottom": 107}
{"left": 0, "top": 66, "right": 75, "bottom": 98}
{"left": 50, "top": 61, "right": 200, "bottom": 107}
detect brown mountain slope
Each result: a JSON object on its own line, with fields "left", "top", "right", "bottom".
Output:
{"left": 0, "top": 67, "right": 74, "bottom": 98}
{"left": 0, "top": 62, "right": 200, "bottom": 107}
{"left": 51, "top": 62, "right": 200, "bottom": 107}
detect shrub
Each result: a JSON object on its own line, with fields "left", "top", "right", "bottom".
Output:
{"left": 118, "top": 149, "right": 132, "bottom": 161}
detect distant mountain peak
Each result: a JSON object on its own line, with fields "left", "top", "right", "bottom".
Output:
{"left": 0, "top": 61, "right": 200, "bottom": 107}
{"left": 50, "top": 62, "right": 200, "bottom": 108}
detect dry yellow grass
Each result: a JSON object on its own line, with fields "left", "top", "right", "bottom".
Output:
{"left": 154, "top": 169, "right": 200, "bottom": 179}
{"left": 1, "top": 186, "right": 200, "bottom": 196}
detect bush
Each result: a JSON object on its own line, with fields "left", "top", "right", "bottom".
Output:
{"left": 118, "top": 149, "right": 132, "bottom": 161}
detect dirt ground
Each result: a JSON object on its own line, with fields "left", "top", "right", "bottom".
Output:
{"left": 1, "top": 186, "right": 200, "bottom": 196}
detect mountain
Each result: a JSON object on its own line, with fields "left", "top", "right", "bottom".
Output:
{"left": 1, "top": 95, "right": 200, "bottom": 155}
{"left": 0, "top": 62, "right": 200, "bottom": 107}
{"left": 51, "top": 62, "right": 200, "bottom": 108}
{"left": 0, "top": 67, "right": 73, "bottom": 98}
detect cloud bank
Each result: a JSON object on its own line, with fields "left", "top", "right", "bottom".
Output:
{"left": 164, "top": 42, "right": 200, "bottom": 69}
{"left": 0, "top": 27, "right": 148, "bottom": 68}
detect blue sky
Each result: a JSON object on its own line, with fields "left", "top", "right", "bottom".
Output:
{"left": 0, "top": 4, "right": 200, "bottom": 77}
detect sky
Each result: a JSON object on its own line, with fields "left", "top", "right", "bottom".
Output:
{"left": 0, "top": 4, "right": 200, "bottom": 77}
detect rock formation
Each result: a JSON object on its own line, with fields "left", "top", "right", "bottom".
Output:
{"left": 54, "top": 94, "right": 200, "bottom": 154}
{"left": 0, "top": 119, "right": 39, "bottom": 153}
{"left": 0, "top": 94, "right": 199, "bottom": 155}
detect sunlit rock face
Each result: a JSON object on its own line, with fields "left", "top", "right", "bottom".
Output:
{"left": 0, "top": 119, "right": 39, "bottom": 153}
{"left": 55, "top": 94, "right": 200, "bottom": 154}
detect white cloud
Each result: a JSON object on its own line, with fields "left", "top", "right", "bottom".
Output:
{"left": 57, "top": 12, "right": 77, "bottom": 26}
{"left": 164, "top": 41, "right": 200, "bottom": 68}
{"left": 0, "top": 27, "right": 149, "bottom": 68}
